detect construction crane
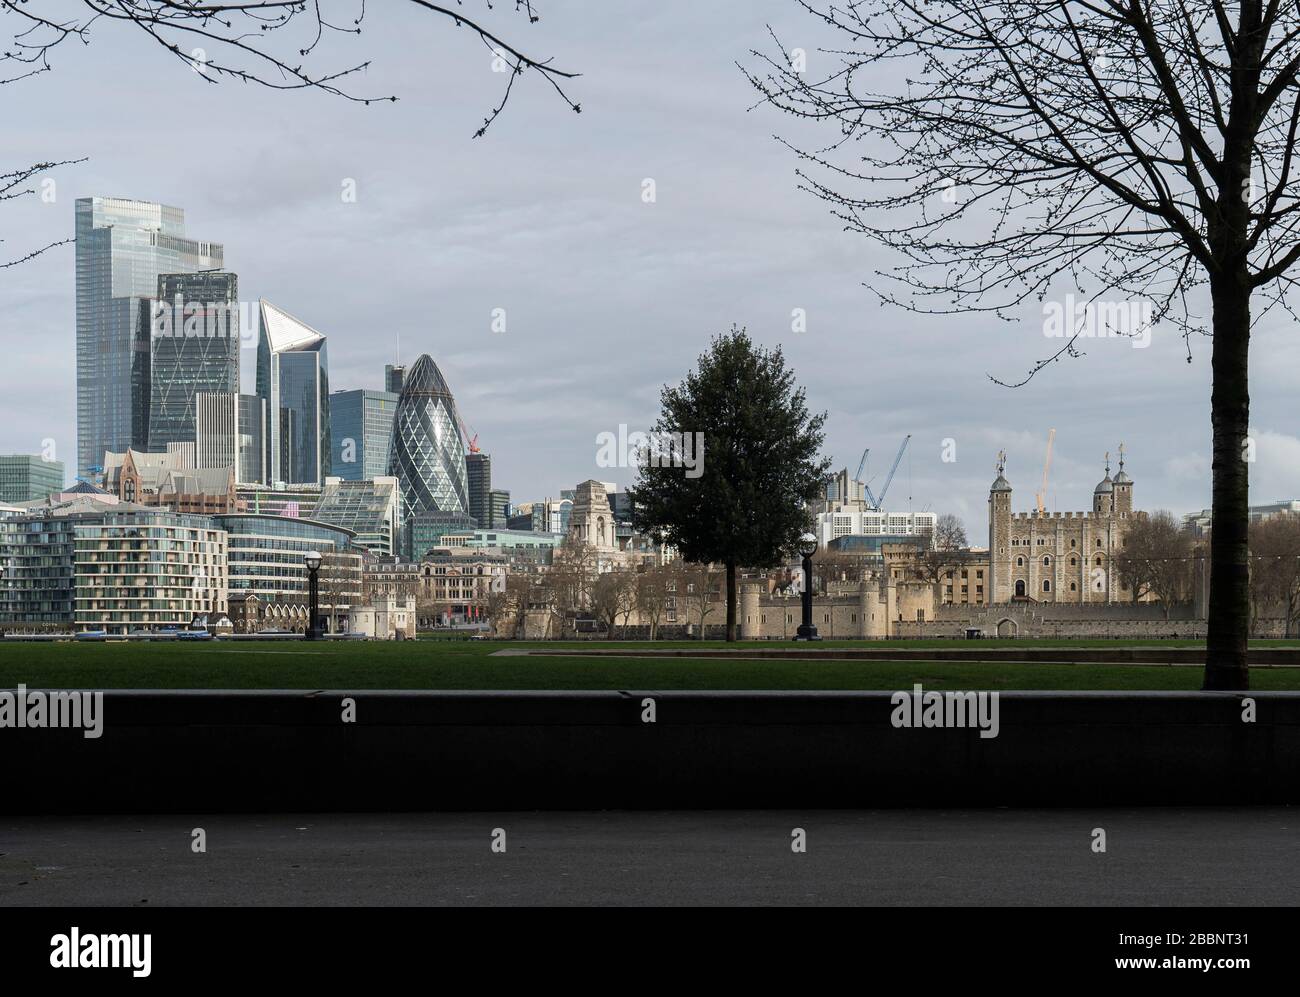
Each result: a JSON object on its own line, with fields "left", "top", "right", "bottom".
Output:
{"left": 855, "top": 447, "right": 870, "bottom": 482}
{"left": 863, "top": 435, "right": 911, "bottom": 511}
{"left": 453, "top": 408, "right": 480, "bottom": 454}
{"left": 1035, "top": 428, "right": 1056, "bottom": 515}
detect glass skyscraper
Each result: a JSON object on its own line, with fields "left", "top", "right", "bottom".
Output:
{"left": 465, "top": 451, "right": 491, "bottom": 527}
{"left": 75, "top": 197, "right": 221, "bottom": 478}
{"left": 387, "top": 354, "right": 469, "bottom": 524}
{"left": 255, "top": 299, "right": 330, "bottom": 486}
{"left": 384, "top": 363, "right": 406, "bottom": 395}
{"left": 329, "top": 388, "right": 398, "bottom": 481}
{"left": 147, "top": 271, "right": 240, "bottom": 451}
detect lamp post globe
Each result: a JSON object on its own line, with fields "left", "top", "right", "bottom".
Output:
{"left": 795, "top": 533, "right": 821, "bottom": 641}
{"left": 304, "top": 551, "right": 324, "bottom": 640}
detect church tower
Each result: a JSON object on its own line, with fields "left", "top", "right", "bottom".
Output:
{"left": 570, "top": 479, "right": 616, "bottom": 551}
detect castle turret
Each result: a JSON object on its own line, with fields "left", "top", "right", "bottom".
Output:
{"left": 739, "top": 582, "right": 762, "bottom": 640}
{"left": 1112, "top": 443, "right": 1133, "bottom": 515}
{"left": 1093, "top": 453, "right": 1114, "bottom": 516}
{"left": 989, "top": 450, "right": 1012, "bottom": 602}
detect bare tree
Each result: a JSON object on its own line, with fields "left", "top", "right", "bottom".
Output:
{"left": 541, "top": 537, "right": 596, "bottom": 639}
{"left": 2, "top": 2, "right": 580, "bottom": 267}
{"left": 1, "top": 1, "right": 579, "bottom": 135}
{"left": 1249, "top": 514, "right": 1300, "bottom": 635}
{"left": 915, "top": 514, "right": 969, "bottom": 588}
{"left": 1117, "top": 510, "right": 1196, "bottom": 616}
{"left": 677, "top": 561, "right": 720, "bottom": 639}
{"left": 636, "top": 565, "right": 672, "bottom": 640}
{"left": 590, "top": 569, "right": 634, "bottom": 638}
{"left": 744, "top": 2, "right": 1300, "bottom": 689}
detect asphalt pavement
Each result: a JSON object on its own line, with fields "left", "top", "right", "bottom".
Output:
{"left": 2, "top": 808, "right": 1295, "bottom": 906}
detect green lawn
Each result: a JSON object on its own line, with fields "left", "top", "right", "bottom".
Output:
{"left": 1, "top": 638, "right": 1298, "bottom": 690}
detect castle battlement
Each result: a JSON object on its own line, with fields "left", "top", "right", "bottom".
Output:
{"left": 1011, "top": 510, "right": 1096, "bottom": 521}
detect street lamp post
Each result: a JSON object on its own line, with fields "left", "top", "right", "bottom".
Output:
{"left": 304, "top": 551, "right": 324, "bottom": 641}
{"left": 795, "top": 532, "right": 821, "bottom": 641}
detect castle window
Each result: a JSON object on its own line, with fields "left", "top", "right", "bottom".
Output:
{"left": 1095, "top": 556, "right": 1103, "bottom": 566}
{"left": 1070, "top": 582, "right": 1077, "bottom": 591}
{"left": 1016, "top": 556, "right": 1024, "bottom": 567}
{"left": 1070, "top": 557, "right": 1077, "bottom": 566}
{"left": 1096, "top": 539, "right": 1103, "bottom": 547}
{"left": 1042, "top": 556, "right": 1051, "bottom": 566}
{"left": 1070, "top": 539, "right": 1076, "bottom": 548}
{"left": 1043, "top": 579, "right": 1051, "bottom": 592}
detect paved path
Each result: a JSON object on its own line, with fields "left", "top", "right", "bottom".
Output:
{"left": 2, "top": 809, "right": 1296, "bottom": 906}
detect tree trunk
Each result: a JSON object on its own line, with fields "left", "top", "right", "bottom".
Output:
{"left": 725, "top": 561, "right": 738, "bottom": 642}
{"left": 1204, "top": 274, "right": 1251, "bottom": 690}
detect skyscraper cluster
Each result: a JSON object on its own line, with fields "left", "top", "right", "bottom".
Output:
{"left": 72, "top": 196, "right": 505, "bottom": 560}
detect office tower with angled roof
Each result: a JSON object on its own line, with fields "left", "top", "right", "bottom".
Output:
{"left": 146, "top": 271, "right": 240, "bottom": 452}
{"left": 75, "top": 197, "right": 222, "bottom": 479}
{"left": 255, "top": 299, "right": 330, "bottom": 486}
{"left": 387, "top": 354, "right": 469, "bottom": 533}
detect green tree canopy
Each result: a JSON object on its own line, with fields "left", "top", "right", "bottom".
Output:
{"left": 630, "top": 327, "right": 829, "bottom": 640}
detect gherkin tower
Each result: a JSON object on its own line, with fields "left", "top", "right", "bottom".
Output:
{"left": 387, "top": 354, "right": 469, "bottom": 522}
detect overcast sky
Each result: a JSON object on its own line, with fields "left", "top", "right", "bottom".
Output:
{"left": 4, "top": 0, "right": 1299, "bottom": 539}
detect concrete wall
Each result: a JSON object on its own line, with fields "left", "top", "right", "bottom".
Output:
{"left": 6, "top": 690, "right": 1297, "bottom": 812}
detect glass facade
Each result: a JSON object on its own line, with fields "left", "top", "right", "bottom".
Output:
{"left": 313, "top": 476, "right": 400, "bottom": 556}
{"left": 214, "top": 514, "right": 360, "bottom": 610}
{"left": 255, "top": 299, "right": 330, "bottom": 486}
{"left": 387, "top": 354, "right": 469, "bottom": 524}
{"left": 0, "top": 454, "right": 66, "bottom": 503}
{"left": 384, "top": 364, "right": 406, "bottom": 395}
{"left": 329, "top": 389, "right": 398, "bottom": 481}
{"left": 233, "top": 484, "right": 320, "bottom": 519}
{"left": 75, "top": 197, "right": 221, "bottom": 478}
{"left": 488, "top": 489, "right": 511, "bottom": 529}
{"left": 407, "top": 510, "right": 479, "bottom": 561}
{"left": 147, "top": 272, "right": 240, "bottom": 451}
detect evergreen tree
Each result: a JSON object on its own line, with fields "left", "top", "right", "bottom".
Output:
{"left": 631, "top": 328, "right": 829, "bottom": 641}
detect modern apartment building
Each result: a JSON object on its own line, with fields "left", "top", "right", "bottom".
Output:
{"left": 73, "top": 507, "right": 228, "bottom": 633}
